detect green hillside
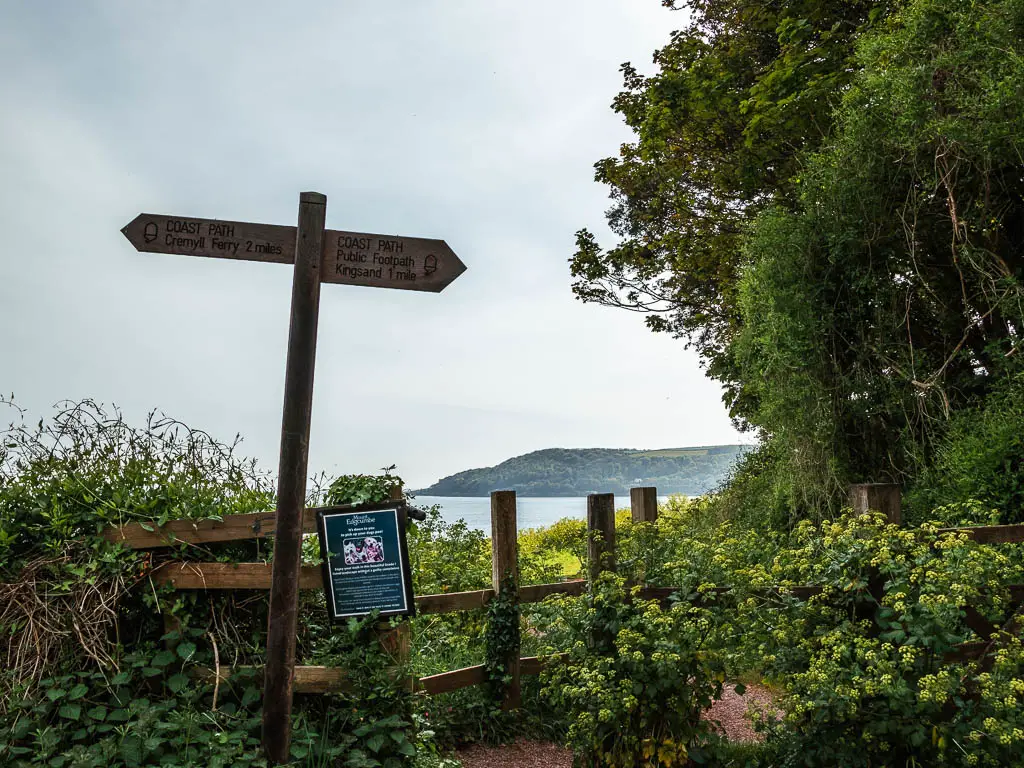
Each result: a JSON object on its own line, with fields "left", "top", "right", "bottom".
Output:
{"left": 414, "top": 445, "right": 750, "bottom": 497}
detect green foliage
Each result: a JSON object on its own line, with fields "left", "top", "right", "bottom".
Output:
{"left": 527, "top": 499, "right": 1024, "bottom": 765}
{"left": 536, "top": 574, "right": 726, "bottom": 767}
{"left": 0, "top": 629, "right": 271, "bottom": 768}
{"left": 406, "top": 507, "right": 490, "bottom": 596}
{"left": 729, "top": 0, "right": 1024, "bottom": 518}
{"left": 0, "top": 622, "right": 455, "bottom": 768}
{"left": 0, "top": 398, "right": 273, "bottom": 574}
{"left": 483, "top": 574, "right": 520, "bottom": 702}
{"left": 732, "top": 514, "right": 1024, "bottom": 766}
{"left": 522, "top": 518, "right": 587, "bottom": 576}
{"left": 326, "top": 469, "right": 401, "bottom": 507}
{"left": 574, "top": 0, "right": 1024, "bottom": 525}
{"left": 0, "top": 403, "right": 467, "bottom": 766}
{"left": 0, "top": 399, "right": 274, "bottom": 706}
{"left": 570, "top": 0, "right": 888, "bottom": 366}
{"left": 906, "top": 372, "right": 1024, "bottom": 523}
{"left": 305, "top": 614, "right": 447, "bottom": 768}
{"left": 416, "top": 445, "right": 747, "bottom": 497}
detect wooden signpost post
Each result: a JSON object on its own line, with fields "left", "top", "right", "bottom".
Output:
{"left": 122, "top": 193, "right": 465, "bottom": 764}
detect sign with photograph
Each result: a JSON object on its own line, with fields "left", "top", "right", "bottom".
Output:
{"left": 316, "top": 502, "right": 416, "bottom": 621}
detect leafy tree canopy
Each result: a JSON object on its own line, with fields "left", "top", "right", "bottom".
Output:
{"left": 574, "top": 0, "right": 1024, "bottom": 520}
{"left": 570, "top": 0, "right": 888, "bottom": 376}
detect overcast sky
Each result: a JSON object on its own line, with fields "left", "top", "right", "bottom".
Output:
{"left": 0, "top": 1, "right": 746, "bottom": 489}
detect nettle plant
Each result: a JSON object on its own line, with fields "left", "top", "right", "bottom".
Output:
{"left": 536, "top": 574, "right": 727, "bottom": 768}
{"left": 0, "top": 398, "right": 274, "bottom": 708}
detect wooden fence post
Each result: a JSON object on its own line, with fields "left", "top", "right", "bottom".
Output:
{"left": 630, "top": 487, "right": 658, "bottom": 524}
{"left": 376, "top": 482, "right": 411, "bottom": 684}
{"left": 587, "top": 493, "right": 616, "bottom": 585}
{"left": 490, "top": 490, "right": 521, "bottom": 709}
{"left": 849, "top": 483, "right": 902, "bottom": 525}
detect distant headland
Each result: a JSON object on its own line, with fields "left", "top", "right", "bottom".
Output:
{"left": 413, "top": 445, "right": 752, "bottom": 497}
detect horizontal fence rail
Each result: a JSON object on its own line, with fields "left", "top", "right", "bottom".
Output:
{"left": 195, "top": 654, "right": 563, "bottom": 697}
{"left": 94, "top": 485, "right": 1024, "bottom": 703}
{"left": 104, "top": 508, "right": 1024, "bottom": 552}
{"left": 151, "top": 562, "right": 586, "bottom": 613}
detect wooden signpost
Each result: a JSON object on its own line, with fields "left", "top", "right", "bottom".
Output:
{"left": 122, "top": 212, "right": 466, "bottom": 292}
{"left": 121, "top": 194, "right": 465, "bottom": 764}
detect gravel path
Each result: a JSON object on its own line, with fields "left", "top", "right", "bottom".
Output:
{"left": 456, "top": 739, "right": 572, "bottom": 768}
{"left": 705, "top": 683, "right": 779, "bottom": 742}
{"left": 455, "top": 683, "right": 777, "bottom": 766}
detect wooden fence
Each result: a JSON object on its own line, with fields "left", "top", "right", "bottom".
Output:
{"left": 102, "top": 483, "right": 1024, "bottom": 705}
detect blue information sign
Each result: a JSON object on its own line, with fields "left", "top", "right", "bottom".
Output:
{"left": 316, "top": 503, "right": 416, "bottom": 621}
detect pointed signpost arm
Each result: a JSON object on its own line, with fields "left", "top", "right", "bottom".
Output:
{"left": 262, "top": 192, "right": 328, "bottom": 765}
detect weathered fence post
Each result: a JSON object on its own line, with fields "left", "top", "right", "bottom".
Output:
{"left": 630, "top": 486, "right": 659, "bottom": 524}
{"left": 376, "top": 482, "right": 411, "bottom": 675}
{"left": 849, "top": 483, "right": 902, "bottom": 525}
{"left": 490, "top": 490, "right": 521, "bottom": 709}
{"left": 587, "top": 493, "right": 616, "bottom": 585}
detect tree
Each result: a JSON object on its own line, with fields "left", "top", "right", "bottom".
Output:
{"left": 733, "top": 0, "right": 1024, "bottom": 514}
{"left": 575, "top": 0, "right": 1024, "bottom": 521}
{"left": 570, "top": 0, "right": 889, "bottom": 405}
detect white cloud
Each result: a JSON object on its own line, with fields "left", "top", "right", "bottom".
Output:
{"left": 0, "top": 1, "right": 742, "bottom": 489}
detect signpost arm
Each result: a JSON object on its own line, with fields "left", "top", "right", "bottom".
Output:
{"left": 262, "top": 192, "right": 327, "bottom": 765}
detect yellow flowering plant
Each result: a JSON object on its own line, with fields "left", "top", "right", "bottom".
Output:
{"left": 534, "top": 574, "right": 728, "bottom": 767}
{"left": 732, "top": 513, "right": 1024, "bottom": 766}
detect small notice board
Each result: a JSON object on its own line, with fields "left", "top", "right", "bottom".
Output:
{"left": 316, "top": 502, "right": 416, "bottom": 621}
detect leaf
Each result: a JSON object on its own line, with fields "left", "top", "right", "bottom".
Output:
{"left": 58, "top": 703, "right": 82, "bottom": 720}
{"left": 397, "top": 741, "right": 416, "bottom": 757}
{"left": 150, "top": 650, "right": 176, "bottom": 667}
{"left": 167, "top": 673, "right": 189, "bottom": 693}
{"left": 67, "top": 683, "right": 88, "bottom": 700}
{"left": 176, "top": 641, "right": 197, "bottom": 661}
{"left": 241, "top": 686, "right": 260, "bottom": 708}
{"left": 366, "top": 734, "right": 386, "bottom": 753}
{"left": 733, "top": 683, "right": 746, "bottom": 696}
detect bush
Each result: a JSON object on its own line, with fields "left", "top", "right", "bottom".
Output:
{"left": 0, "top": 402, "right": 468, "bottom": 766}
{"left": 906, "top": 372, "right": 1024, "bottom": 525}
{"left": 536, "top": 574, "right": 727, "bottom": 767}
{"left": 727, "top": 514, "right": 1024, "bottom": 766}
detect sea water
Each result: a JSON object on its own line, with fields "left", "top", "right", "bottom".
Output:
{"left": 413, "top": 495, "right": 670, "bottom": 537}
